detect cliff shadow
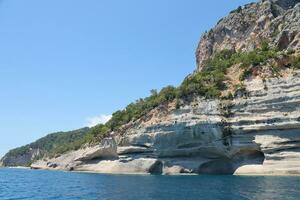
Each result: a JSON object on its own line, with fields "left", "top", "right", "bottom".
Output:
{"left": 197, "top": 149, "right": 265, "bottom": 175}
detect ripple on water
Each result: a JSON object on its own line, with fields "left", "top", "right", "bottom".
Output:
{"left": 0, "top": 168, "right": 300, "bottom": 200}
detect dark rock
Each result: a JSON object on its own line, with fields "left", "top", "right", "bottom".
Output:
{"left": 148, "top": 160, "right": 163, "bottom": 175}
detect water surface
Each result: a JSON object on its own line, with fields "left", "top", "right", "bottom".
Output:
{"left": 0, "top": 168, "right": 299, "bottom": 200}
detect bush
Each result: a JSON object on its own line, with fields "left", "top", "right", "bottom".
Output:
{"left": 240, "top": 68, "right": 252, "bottom": 81}
{"left": 178, "top": 45, "right": 279, "bottom": 96}
{"left": 178, "top": 71, "right": 224, "bottom": 98}
{"left": 237, "top": 48, "right": 277, "bottom": 68}
{"left": 286, "top": 49, "right": 295, "bottom": 55}
{"left": 85, "top": 124, "right": 109, "bottom": 141}
{"left": 292, "top": 56, "right": 300, "bottom": 69}
{"left": 178, "top": 50, "right": 236, "bottom": 99}
{"left": 105, "top": 85, "right": 179, "bottom": 131}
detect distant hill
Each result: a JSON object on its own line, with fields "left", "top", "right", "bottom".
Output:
{"left": 0, "top": 127, "right": 90, "bottom": 166}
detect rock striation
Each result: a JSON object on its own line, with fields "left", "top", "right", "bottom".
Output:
{"left": 0, "top": 148, "right": 42, "bottom": 167}
{"left": 28, "top": 69, "right": 300, "bottom": 175}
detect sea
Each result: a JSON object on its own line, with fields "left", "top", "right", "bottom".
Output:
{"left": 0, "top": 168, "right": 299, "bottom": 200}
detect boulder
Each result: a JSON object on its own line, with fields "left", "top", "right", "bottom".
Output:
{"left": 75, "top": 138, "right": 118, "bottom": 161}
{"left": 117, "top": 146, "right": 153, "bottom": 155}
{"left": 75, "top": 158, "right": 163, "bottom": 175}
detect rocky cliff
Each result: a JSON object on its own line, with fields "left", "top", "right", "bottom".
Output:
{"left": 0, "top": 148, "right": 42, "bottom": 167}
{"left": 28, "top": 69, "right": 300, "bottom": 175}
{"left": 2, "top": 0, "right": 300, "bottom": 175}
{"left": 196, "top": 0, "right": 300, "bottom": 70}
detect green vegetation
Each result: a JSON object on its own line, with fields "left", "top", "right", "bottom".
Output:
{"left": 179, "top": 45, "right": 278, "bottom": 96}
{"left": 237, "top": 45, "right": 278, "bottom": 80}
{"left": 84, "top": 44, "right": 281, "bottom": 141}
{"left": 6, "top": 128, "right": 90, "bottom": 160}
{"left": 292, "top": 55, "right": 300, "bottom": 69}
{"left": 286, "top": 48, "right": 296, "bottom": 55}
{"left": 7, "top": 145, "right": 30, "bottom": 158}
{"left": 179, "top": 49, "right": 234, "bottom": 98}
{"left": 106, "top": 85, "right": 178, "bottom": 131}
{"left": 238, "top": 47, "right": 277, "bottom": 68}
{"left": 83, "top": 124, "right": 110, "bottom": 143}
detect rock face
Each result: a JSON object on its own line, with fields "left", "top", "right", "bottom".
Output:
{"left": 31, "top": 138, "right": 118, "bottom": 171}
{"left": 196, "top": 0, "right": 300, "bottom": 70}
{"left": 232, "top": 71, "right": 300, "bottom": 175}
{"left": 29, "top": 70, "right": 300, "bottom": 175}
{"left": 74, "top": 138, "right": 118, "bottom": 161}
{"left": 0, "top": 148, "right": 41, "bottom": 167}
{"left": 116, "top": 70, "right": 300, "bottom": 175}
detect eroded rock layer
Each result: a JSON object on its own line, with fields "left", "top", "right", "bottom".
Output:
{"left": 30, "top": 70, "right": 300, "bottom": 175}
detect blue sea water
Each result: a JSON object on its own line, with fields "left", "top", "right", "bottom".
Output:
{"left": 0, "top": 168, "right": 300, "bottom": 200}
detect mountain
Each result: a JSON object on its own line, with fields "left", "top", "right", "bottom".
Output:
{"left": 2, "top": 0, "right": 300, "bottom": 175}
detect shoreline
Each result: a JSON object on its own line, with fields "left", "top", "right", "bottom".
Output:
{"left": 7, "top": 166, "right": 31, "bottom": 169}
{"left": 2, "top": 166, "right": 300, "bottom": 177}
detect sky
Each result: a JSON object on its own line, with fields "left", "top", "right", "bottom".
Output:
{"left": 0, "top": 0, "right": 254, "bottom": 157}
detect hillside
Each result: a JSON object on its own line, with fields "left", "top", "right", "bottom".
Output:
{"left": 2, "top": 0, "right": 300, "bottom": 175}
{"left": 0, "top": 128, "right": 90, "bottom": 166}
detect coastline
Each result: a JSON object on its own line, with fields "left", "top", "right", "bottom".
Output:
{"left": 2, "top": 165, "right": 300, "bottom": 177}
{"left": 7, "top": 166, "right": 31, "bottom": 169}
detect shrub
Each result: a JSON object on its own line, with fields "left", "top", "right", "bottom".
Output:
{"left": 79, "top": 124, "right": 110, "bottom": 144}
{"left": 292, "top": 56, "right": 300, "bottom": 69}
{"left": 105, "top": 85, "right": 179, "bottom": 131}
{"left": 240, "top": 68, "right": 252, "bottom": 81}
{"left": 286, "top": 49, "right": 295, "bottom": 55}
{"left": 178, "top": 50, "right": 236, "bottom": 99}
{"left": 237, "top": 48, "right": 277, "bottom": 68}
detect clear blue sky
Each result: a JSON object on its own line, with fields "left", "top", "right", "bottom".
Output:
{"left": 0, "top": 0, "right": 254, "bottom": 157}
